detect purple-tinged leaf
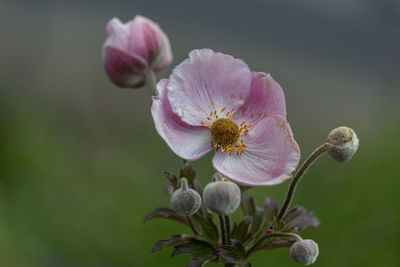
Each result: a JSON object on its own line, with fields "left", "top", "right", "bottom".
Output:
{"left": 144, "top": 207, "right": 188, "bottom": 226}
{"left": 172, "top": 237, "right": 215, "bottom": 259}
{"left": 152, "top": 234, "right": 190, "bottom": 252}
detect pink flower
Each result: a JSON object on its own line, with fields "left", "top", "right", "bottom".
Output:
{"left": 103, "top": 16, "right": 172, "bottom": 88}
{"left": 151, "top": 49, "right": 300, "bottom": 186}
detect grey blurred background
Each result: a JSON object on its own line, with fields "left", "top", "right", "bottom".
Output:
{"left": 1, "top": 0, "right": 399, "bottom": 266}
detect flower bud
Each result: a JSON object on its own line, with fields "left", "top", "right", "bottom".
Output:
{"left": 103, "top": 16, "right": 172, "bottom": 88}
{"left": 170, "top": 178, "right": 201, "bottom": 216}
{"left": 202, "top": 174, "right": 241, "bottom": 215}
{"left": 326, "top": 126, "right": 359, "bottom": 162}
{"left": 290, "top": 239, "right": 319, "bottom": 265}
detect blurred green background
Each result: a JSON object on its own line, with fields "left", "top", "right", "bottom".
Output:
{"left": 1, "top": 0, "right": 399, "bottom": 266}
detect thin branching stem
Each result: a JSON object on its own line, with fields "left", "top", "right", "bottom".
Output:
{"left": 277, "top": 143, "right": 329, "bottom": 220}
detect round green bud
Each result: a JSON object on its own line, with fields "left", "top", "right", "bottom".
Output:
{"left": 290, "top": 239, "right": 319, "bottom": 265}
{"left": 202, "top": 174, "right": 241, "bottom": 215}
{"left": 170, "top": 178, "right": 201, "bottom": 216}
{"left": 326, "top": 126, "right": 359, "bottom": 162}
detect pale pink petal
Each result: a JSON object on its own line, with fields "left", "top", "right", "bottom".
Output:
{"left": 103, "top": 46, "right": 147, "bottom": 88}
{"left": 105, "top": 18, "right": 131, "bottom": 52}
{"left": 151, "top": 79, "right": 212, "bottom": 160}
{"left": 168, "top": 49, "right": 252, "bottom": 126}
{"left": 153, "top": 31, "right": 173, "bottom": 71}
{"left": 239, "top": 73, "right": 287, "bottom": 125}
{"left": 129, "top": 15, "right": 169, "bottom": 67}
{"left": 212, "top": 115, "right": 300, "bottom": 186}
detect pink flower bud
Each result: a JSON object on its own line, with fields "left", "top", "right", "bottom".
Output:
{"left": 103, "top": 16, "right": 172, "bottom": 88}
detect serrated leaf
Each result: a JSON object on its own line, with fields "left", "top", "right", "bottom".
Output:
{"left": 172, "top": 238, "right": 215, "bottom": 259}
{"left": 163, "top": 171, "right": 178, "bottom": 190}
{"left": 241, "top": 193, "right": 256, "bottom": 216}
{"left": 231, "top": 216, "right": 252, "bottom": 243}
{"left": 216, "top": 240, "right": 246, "bottom": 264}
{"left": 282, "top": 206, "right": 320, "bottom": 233}
{"left": 179, "top": 162, "right": 196, "bottom": 184}
{"left": 249, "top": 207, "right": 265, "bottom": 235}
{"left": 192, "top": 214, "right": 219, "bottom": 243}
{"left": 144, "top": 207, "right": 188, "bottom": 226}
{"left": 152, "top": 234, "right": 190, "bottom": 252}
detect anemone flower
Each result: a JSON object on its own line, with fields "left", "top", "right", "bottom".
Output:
{"left": 151, "top": 49, "right": 300, "bottom": 186}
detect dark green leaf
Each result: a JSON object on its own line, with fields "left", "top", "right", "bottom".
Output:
{"left": 249, "top": 207, "right": 265, "bottom": 236}
{"left": 144, "top": 207, "right": 188, "bottom": 226}
{"left": 282, "top": 206, "right": 320, "bottom": 233}
{"left": 192, "top": 213, "right": 219, "bottom": 243}
{"left": 216, "top": 240, "right": 246, "bottom": 264}
{"left": 172, "top": 238, "right": 215, "bottom": 259}
{"left": 152, "top": 234, "right": 190, "bottom": 252}
{"left": 231, "top": 216, "right": 252, "bottom": 243}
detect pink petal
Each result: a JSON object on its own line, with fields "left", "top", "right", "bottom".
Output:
{"left": 168, "top": 49, "right": 252, "bottom": 126}
{"left": 239, "top": 73, "right": 287, "bottom": 125}
{"left": 151, "top": 79, "right": 212, "bottom": 160}
{"left": 129, "top": 15, "right": 169, "bottom": 68}
{"left": 212, "top": 115, "right": 300, "bottom": 186}
{"left": 153, "top": 31, "right": 173, "bottom": 71}
{"left": 103, "top": 46, "right": 147, "bottom": 88}
{"left": 105, "top": 18, "right": 130, "bottom": 51}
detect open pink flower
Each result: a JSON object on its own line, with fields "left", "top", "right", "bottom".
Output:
{"left": 151, "top": 49, "right": 300, "bottom": 186}
{"left": 103, "top": 16, "right": 172, "bottom": 88}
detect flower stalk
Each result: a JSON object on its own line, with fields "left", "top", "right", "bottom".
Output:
{"left": 277, "top": 143, "right": 329, "bottom": 220}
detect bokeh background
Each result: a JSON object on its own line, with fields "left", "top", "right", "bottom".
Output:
{"left": 1, "top": 0, "right": 400, "bottom": 266}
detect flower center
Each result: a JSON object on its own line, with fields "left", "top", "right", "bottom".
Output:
{"left": 201, "top": 108, "right": 251, "bottom": 156}
{"left": 210, "top": 118, "right": 240, "bottom": 147}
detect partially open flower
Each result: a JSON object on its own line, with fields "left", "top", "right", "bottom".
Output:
{"left": 290, "top": 239, "right": 319, "bottom": 265}
{"left": 326, "top": 126, "right": 359, "bottom": 162}
{"left": 170, "top": 178, "right": 201, "bottom": 216}
{"left": 151, "top": 49, "right": 300, "bottom": 186}
{"left": 103, "top": 16, "right": 172, "bottom": 88}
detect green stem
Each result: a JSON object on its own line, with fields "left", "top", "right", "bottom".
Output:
{"left": 277, "top": 143, "right": 329, "bottom": 220}
{"left": 224, "top": 215, "right": 231, "bottom": 245}
{"left": 146, "top": 70, "right": 157, "bottom": 96}
{"left": 244, "top": 232, "right": 302, "bottom": 259}
{"left": 219, "top": 215, "right": 227, "bottom": 245}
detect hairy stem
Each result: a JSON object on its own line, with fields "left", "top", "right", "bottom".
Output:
{"left": 277, "top": 143, "right": 329, "bottom": 220}
{"left": 146, "top": 70, "right": 157, "bottom": 96}
{"left": 219, "top": 215, "right": 227, "bottom": 245}
{"left": 224, "top": 215, "right": 231, "bottom": 245}
{"left": 244, "top": 232, "right": 302, "bottom": 259}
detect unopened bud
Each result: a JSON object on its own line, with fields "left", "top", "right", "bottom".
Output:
{"left": 170, "top": 178, "right": 201, "bottom": 216}
{"left": 290, "top": 239, "right": 319, "bottom": 265}
{"left": 326, "top": 126, "right": 359, "bottom": 162}
{"left": 202, "top": 174, "right": 241, "bottom": 215}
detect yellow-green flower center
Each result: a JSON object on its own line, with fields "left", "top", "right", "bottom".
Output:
{"left": 210, "top": 118, "right": 240, "bottom": 147}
